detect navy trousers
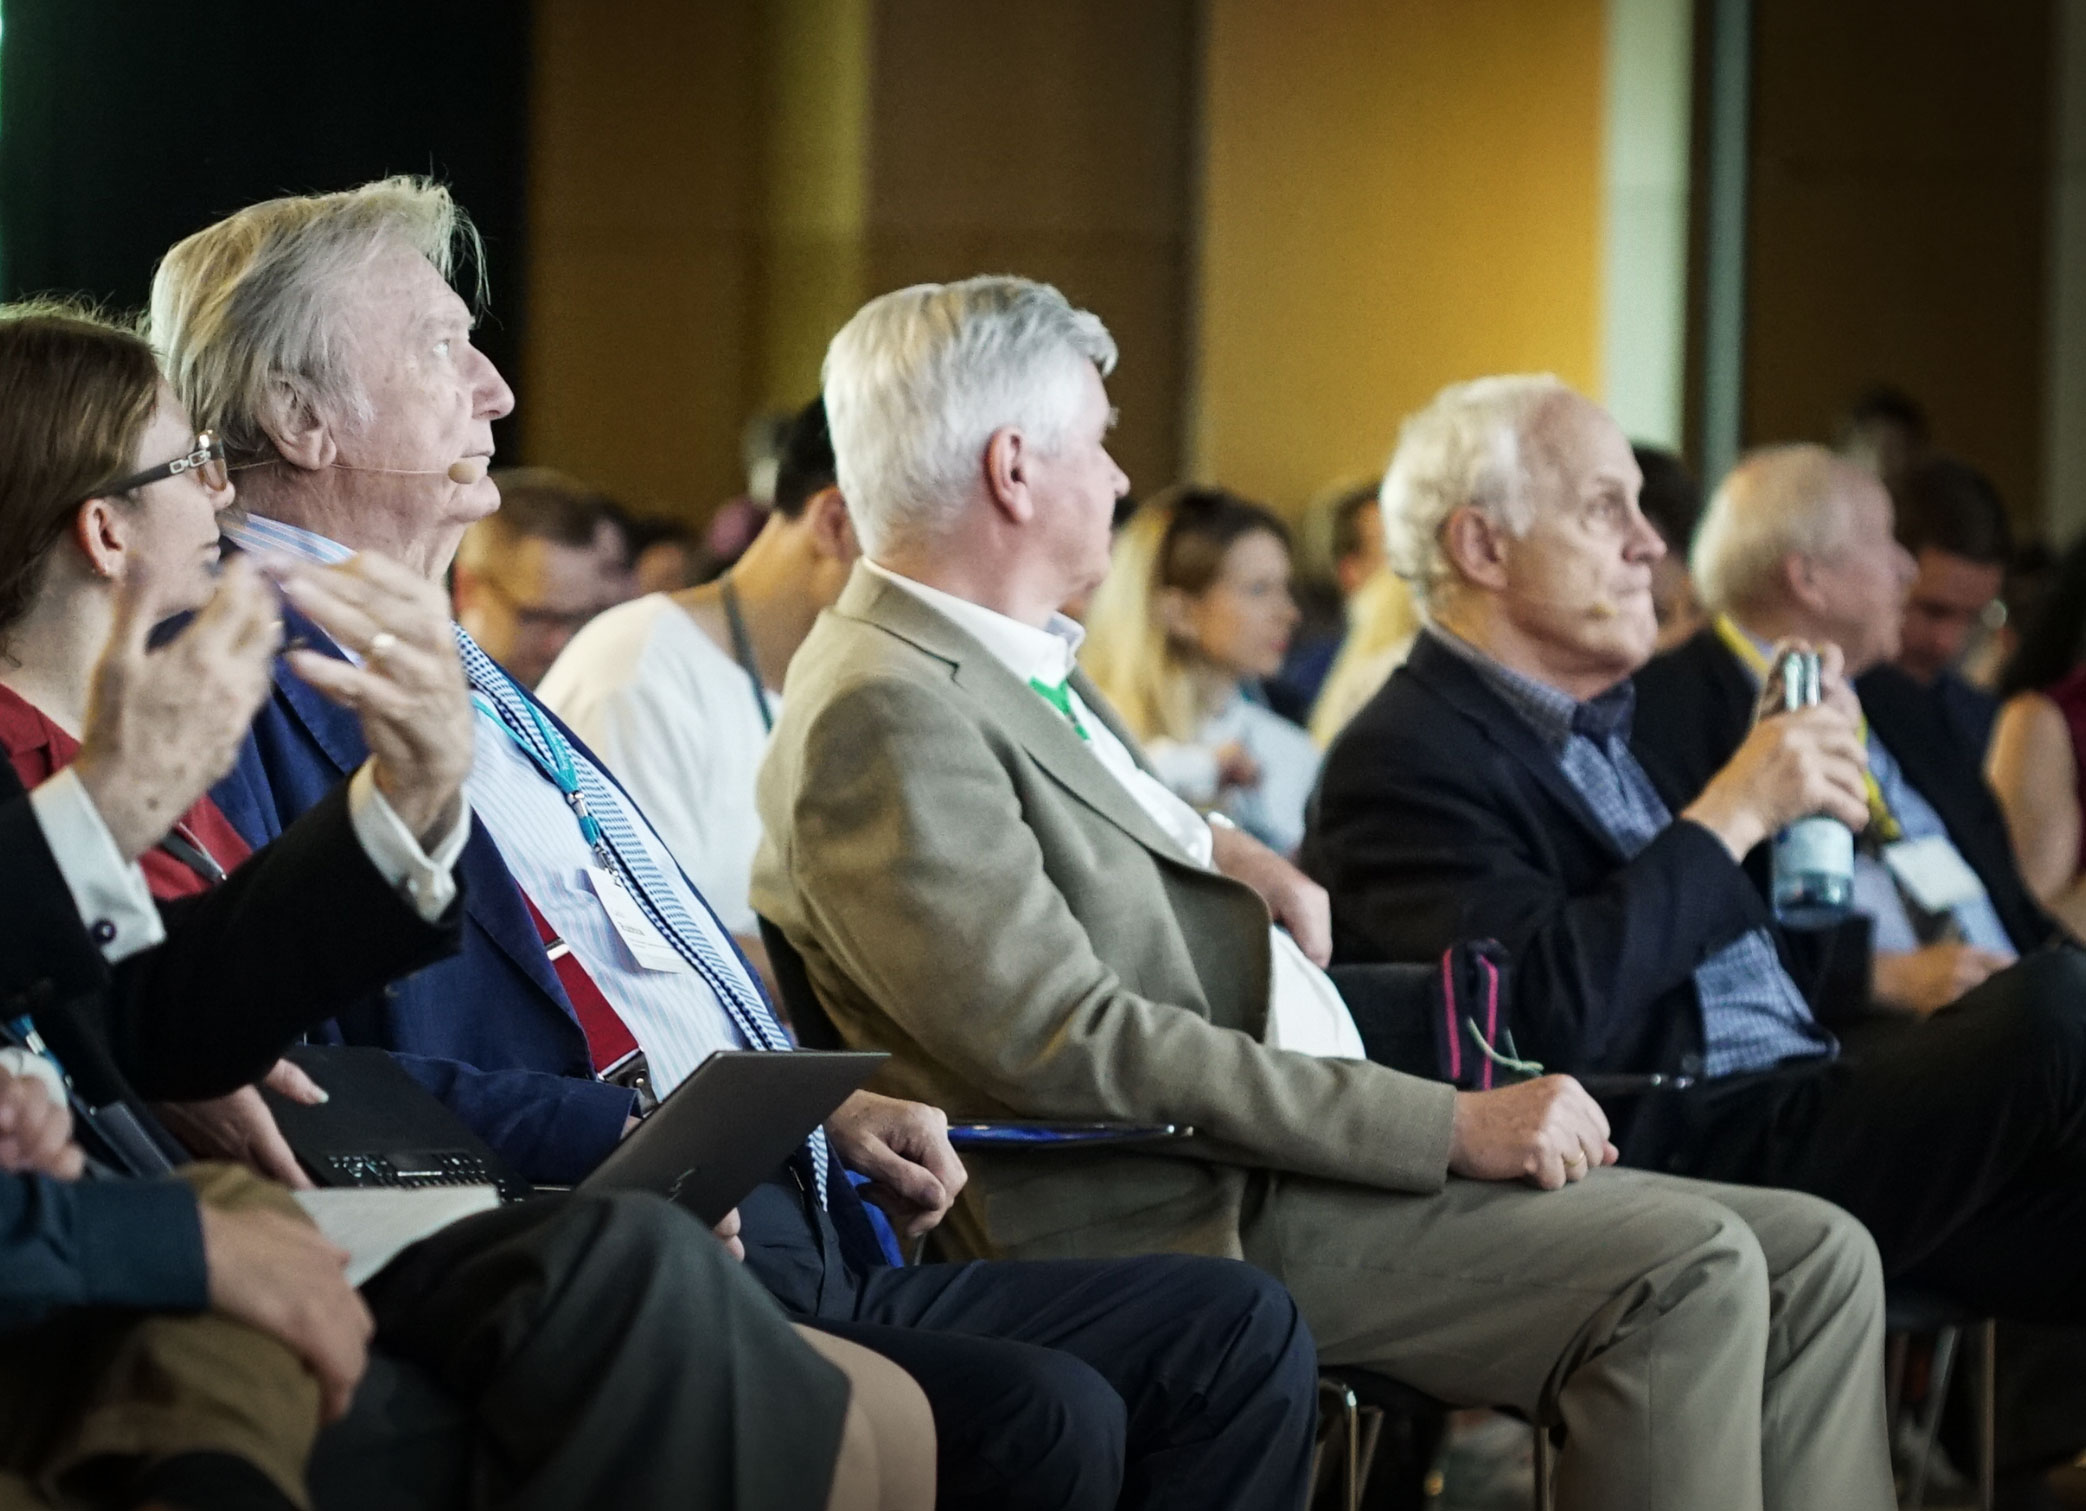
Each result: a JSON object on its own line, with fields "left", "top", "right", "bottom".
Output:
{"left": 740, "top": 1176, "right": 1318, "bottom": 1511}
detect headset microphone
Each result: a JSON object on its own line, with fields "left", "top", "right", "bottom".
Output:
{"left": 330, "top": 457, "right": 490, "bottom": 484}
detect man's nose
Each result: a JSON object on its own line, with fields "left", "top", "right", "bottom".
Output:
{"left": 473, "top": 348, "right": 517, "bottom": 421}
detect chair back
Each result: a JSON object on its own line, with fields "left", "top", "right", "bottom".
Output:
{"left": 757, "top": 916, "right": 844, "bottom": 1050}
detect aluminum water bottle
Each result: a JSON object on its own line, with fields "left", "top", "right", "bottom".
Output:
{"left": 1769, "top": 648, "right": 1854, "bottom": 926}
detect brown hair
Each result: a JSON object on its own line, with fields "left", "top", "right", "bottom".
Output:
{"left": 0, "top": 301, "right": 163, "bottom": 644}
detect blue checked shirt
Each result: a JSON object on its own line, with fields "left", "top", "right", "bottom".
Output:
{"left": 227, "top": 515, "right": 829, "bottom": 1197}
{"left": 1426, "top": 627, "right": 1835, "bottom": 1077}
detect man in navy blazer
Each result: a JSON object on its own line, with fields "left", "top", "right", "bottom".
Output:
{"left": 168, "top": 176, "right": 1320, "bottom": 1511}
{"left": 1303, "top": 375, "right": 2086, "bottom": 1336}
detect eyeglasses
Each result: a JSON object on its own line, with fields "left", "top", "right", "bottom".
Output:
{"left": 90, "top": 431, "right": 229, "bottom": 500}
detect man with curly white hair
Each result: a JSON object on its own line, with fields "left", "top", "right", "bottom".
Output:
{"left": 758, "top": 286, "right": 1896, "bottom": 1511}
{"left": 1309, "top": 375, "right": 2086, "bottom": 1372}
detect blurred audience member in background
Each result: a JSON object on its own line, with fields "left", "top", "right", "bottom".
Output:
{"left": 452, "top": 467, "right": 622, "bottom": 687}
{"left": 1835, "top": 383, "right": 1932, "bottom": 489}
{"left": 1307, "top": 566, "right": 1420, "bottom": 747}
{"left": 620, "top": 512, "right": 703, "bottom": 595}
{"left": 1633, "top": 444, "right": 1705, "bottom": 652}
{"left": 1632, "top": 445, "right": 2052, "bottom": 1021}
{"left": 1988, "top": 535, "right": 2086, "bottom": 940}
{"left": 1889, "top": 455, "right": 2012, "bottom": 760}
{"left": 542, "top": 396, "right": 857, "bottom": 973}
{"left": 1082, "top": 488, "right": 1320, "bottom": 854}
{"left": 1267, "top": 480, "right": 1383, "bottom": 719}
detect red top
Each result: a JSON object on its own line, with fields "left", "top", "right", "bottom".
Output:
{"left": 0, "top": 682, "right": 252, "bottom": 899}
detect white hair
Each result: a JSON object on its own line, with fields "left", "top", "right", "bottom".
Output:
{"left": 148, "top": 176, "right": 483, "bottom": 465}
{"left": 1378, "top": 373, "right": 1571, "bottom": 611}
{"left": 1691, "top": 443, "right": 1862, "bottom": 615}
{"left": 821, "top": 276, "right": 1117, "bottom": 555}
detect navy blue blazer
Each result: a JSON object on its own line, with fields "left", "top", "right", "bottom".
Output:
{"left": 213, "top": 605, "right": 641, "bottom": 1184}
{"left": 213, "top": 603, "right": 887, "bottom": 1288}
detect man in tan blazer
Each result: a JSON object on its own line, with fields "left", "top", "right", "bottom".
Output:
{"left": 754, "top": 276, "right": 1893, "bottom": 1511}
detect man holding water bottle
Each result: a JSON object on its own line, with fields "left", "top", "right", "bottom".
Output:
{"left": 1305, "top": 376, "right": 2086, "bottom": 1329}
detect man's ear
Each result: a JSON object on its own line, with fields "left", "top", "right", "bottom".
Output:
{"left": 71, "top": 498, "right": 126, "bottom": 580}
{"left": 982, "top": 426, "right": 1035, "bottom": 525}
{"left": 1438, "top": 506, "right": 1512, "bottom": 593}
{"left": 805, "top": 486, "right": 858, "bottom": 562}
{"left": 1781, "top": 552, "right": 1828, "bottom": 616}
{"left": 261, "top": 377, "right": 338, "bottom": 473}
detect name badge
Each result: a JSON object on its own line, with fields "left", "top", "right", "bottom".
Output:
{"left": 584, "top": 867, "right": 688, "bottom": 973}
{"left": 1882, "top": 835, "right": 1988, "bottom": 914}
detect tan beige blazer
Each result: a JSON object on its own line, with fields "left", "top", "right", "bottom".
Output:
{"left": 753, "top": 565, "right": 1455, "bottom": 1261}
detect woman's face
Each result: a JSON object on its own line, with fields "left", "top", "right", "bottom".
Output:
{"left": 1174, "top": 528, "right": 1299, "bottom": 681}
{"left": 106, "top": 387, "right": 235, "bottom": 611}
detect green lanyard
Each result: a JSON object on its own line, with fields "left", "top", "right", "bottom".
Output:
{"left": 1029, "top": 676, "right": 1090, "bottom": 740}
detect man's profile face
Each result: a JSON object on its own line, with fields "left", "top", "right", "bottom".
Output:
{"left": 1026, "top": 361, "right": 1130, "bottom": 601}
{"left": 1496, "top": 394, "right": 1662, "bottom": 683}
{"left": 330, "top": 239, "right": 515, "bottom": 553}
{"left": 1798, "top": 472, "right": 1916, "bottom": 677}
{"left": 1897, "top": 546, "right": 2004, "bottom": 683}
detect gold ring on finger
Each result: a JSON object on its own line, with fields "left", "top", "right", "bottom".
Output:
{"left": 366, "top": 630, "right": 399, "bottom": 664}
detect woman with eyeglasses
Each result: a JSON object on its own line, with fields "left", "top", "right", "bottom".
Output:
{"left": 1080, "top": 486, "right": 1321, "bottom": 855}
{"left": 0, "top": 305, "right": 344, "bottom": 1173}
{"left": 0, "top": 302, "right": 248, "bottom": 893}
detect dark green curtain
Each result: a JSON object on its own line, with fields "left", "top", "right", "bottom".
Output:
{"left": 0, "top": 0, "right": 534, "bottom": 453}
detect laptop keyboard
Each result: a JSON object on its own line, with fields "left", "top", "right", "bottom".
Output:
{"left": 317, "top": 1150, "right": 504, "bottom": 1189}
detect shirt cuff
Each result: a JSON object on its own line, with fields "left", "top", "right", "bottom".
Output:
{"left": 347, "top": 763, "right": 470, "bottom": 923}
{"left": 26, "top": 768, "right": 165, "bottom": 965}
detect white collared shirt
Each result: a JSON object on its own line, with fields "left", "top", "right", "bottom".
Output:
{"left": 864, "top": 560, "right": 1365, "bottom": 1059}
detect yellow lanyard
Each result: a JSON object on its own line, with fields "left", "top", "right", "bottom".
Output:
{"left": 1711, "top": 615, "right": 1901, "bottom": 843}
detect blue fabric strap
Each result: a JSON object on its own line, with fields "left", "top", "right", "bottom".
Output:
{"left": 455, "top": 628, "right": 831, "bottom": 1204}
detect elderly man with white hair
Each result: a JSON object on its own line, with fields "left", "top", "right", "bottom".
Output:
{"left": 154, "top": 176, "right": 1324, "bottom": 1511}
{"left": 1306, "top": 376, "right": 2086, "bottom": 1346}
{"left": 755, "top": 279, "right": 1895, "bottom": 1511}
{"left": 1632, "top": 444, "right": 2054, "bottom": 1016}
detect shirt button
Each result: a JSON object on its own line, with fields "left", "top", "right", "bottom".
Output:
{"left": 90, "top": 920, "right": 117, "bottom": 944}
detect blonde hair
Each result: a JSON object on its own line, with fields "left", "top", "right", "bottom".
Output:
{"left": 1692, "top": 443, "right": 1864, "bottom": 616}
{"left": 1081, "top": 487, "right": 1290, "bottom": 743}
{"left": 1308, "top": 567, "right": 1421, "bottom": 746}
{"left": 148, "top": 175, "right": 484, "bottom": 468}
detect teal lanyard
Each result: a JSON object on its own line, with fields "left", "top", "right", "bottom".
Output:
{"left": 470, "top": 688, "right": 615, "bottom": 868}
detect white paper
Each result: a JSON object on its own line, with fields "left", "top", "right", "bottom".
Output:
{"left": 1882, "top": 835, "right": 1989, "bottom": 914}
{"left": 293, "top": 1186, "right": 500, "bottom": 1287}
{"left": 584, "top": 866, "right": 687, "bottom": 973}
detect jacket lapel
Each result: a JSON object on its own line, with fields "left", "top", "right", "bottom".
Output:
{"left": 277, "top": 605, "right": 574, "bottom": 1018}
{"left": 836, "top": 569, "right": 1207, "bottom": 867}
{"left": 1402, "top": 634, "right": 1632, "bottom": 864}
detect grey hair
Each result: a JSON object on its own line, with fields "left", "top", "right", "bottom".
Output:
{"left": 821, "top": 276, "right": 1118, "bottom": 556}
{"left": 147, "top": 176, "right": 484, "bottom": 466}
{"left": 1379, "top": 373, "right": 1571, "bottom": 611}
{"left": 1691, "top": 443, "right": 1863, "bottom": 615}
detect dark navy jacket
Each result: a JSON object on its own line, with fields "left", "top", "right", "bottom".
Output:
{"left": 1, "top": 756, "right": 459, "bottom": 1328}
{"left": 212, "top": 605, "right": 890, "bottom": 1278}
{"left": 213, "top": 604, "right": 641, "bottom": 1184}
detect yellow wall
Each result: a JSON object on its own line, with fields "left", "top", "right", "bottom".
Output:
{"left": 1193, "top": 0, "right": 1608, "bottom": 516}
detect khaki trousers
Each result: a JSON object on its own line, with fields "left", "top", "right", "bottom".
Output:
{"left": 0, "top": 1165, "right": 320, "bottom": 1511}
{"left": 1243, "top": 1166, "right": 1892, "bottom": 1511}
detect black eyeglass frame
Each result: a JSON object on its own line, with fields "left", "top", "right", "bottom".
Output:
{"left": 89, "top": 431, "right": 227, "bottom": 501}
